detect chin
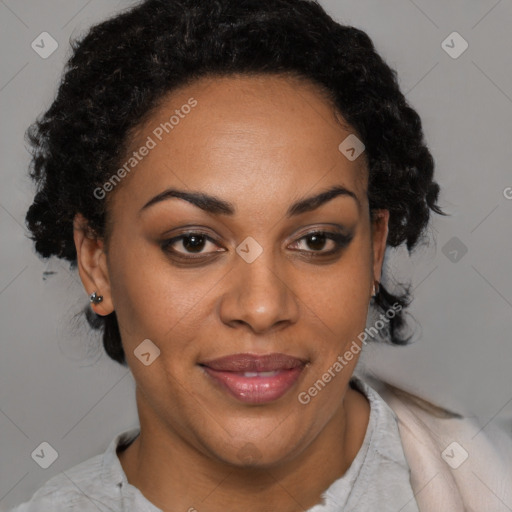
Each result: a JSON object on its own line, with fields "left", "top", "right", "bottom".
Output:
{"left": 204, "top": 434, "right": 300, "bottom": 470}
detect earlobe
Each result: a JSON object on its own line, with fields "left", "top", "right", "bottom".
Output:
{"left": 73, "top": 213, "right": 114, "bottom": 315}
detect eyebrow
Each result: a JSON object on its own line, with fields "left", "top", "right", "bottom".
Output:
{"left": 139, "top": 184, "right": 360, "bottom": 218}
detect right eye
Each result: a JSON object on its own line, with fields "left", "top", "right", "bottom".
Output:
{"left": 161, "top": 231, "right": 225, "bottom": 259}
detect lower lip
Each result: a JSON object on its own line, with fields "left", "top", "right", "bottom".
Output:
{"left": 202, "top": 366, "right": 304, "bottom": 404}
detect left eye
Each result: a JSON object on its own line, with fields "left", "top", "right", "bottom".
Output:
{"left": 289, "top": 231, "right": 351, "bottom": 253}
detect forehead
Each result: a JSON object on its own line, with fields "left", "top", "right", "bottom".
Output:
{"left": 109, "top": 73, "right": 368, "bottom": 217}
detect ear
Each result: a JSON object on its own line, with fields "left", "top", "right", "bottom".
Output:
{"left": 370, "top": 209, "right": 389, "bottom": 288}
{"left": 73, "top": 213, "right": 114, "bottom": 316}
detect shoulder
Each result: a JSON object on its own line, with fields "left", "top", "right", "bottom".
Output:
{"left": 7, "top": 429, "right": 140, "bottom": 511}
{"left": 7, "top": 454, "right": 106, "bottom": 512}
{"left": 363, "top": 374, "right": 512, "bottom": 511}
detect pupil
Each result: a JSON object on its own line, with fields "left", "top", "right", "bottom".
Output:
{"left": 307, "top": 233, "right": 326, "bottom": 251}
{"left": 184, "top": 235, "right": 205, "bottom": 252}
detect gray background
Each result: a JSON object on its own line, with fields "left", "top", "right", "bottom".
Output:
{"left": 1, "top": 0, "right": 511, "bottom": 509}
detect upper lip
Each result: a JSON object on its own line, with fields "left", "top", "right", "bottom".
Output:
{"left": 200, "top": 353, "right": 307, "bottom": 372}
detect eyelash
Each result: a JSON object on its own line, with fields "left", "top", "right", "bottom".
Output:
{"left": 161, "top": 230, "right": 353, "bottom": 261}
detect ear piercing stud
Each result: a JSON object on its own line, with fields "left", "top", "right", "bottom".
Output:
{"left": 89, "top": 291, "right": 104, "bottom": 305}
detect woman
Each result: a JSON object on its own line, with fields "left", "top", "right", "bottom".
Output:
{"left": 11, "top": 0, "right": 512, "bottom": 511}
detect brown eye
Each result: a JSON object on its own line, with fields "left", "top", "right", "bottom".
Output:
{"left": 162, "top": 232, "right": 222, "bottom": 257}
{"left": 289, "top": 231, "right": 353, "bottom": 255}
{"left": 179, "top": 234, "right": 208, "bottom": 253}
{"left": 303, "top": 232, "right": 329, "bottom": 251}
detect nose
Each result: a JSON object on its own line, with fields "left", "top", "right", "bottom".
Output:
{"left": 218, "top": 247, "right": 300, "bottom": 334}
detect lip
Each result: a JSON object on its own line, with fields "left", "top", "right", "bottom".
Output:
{"left": 201, "top": 353, "right": 306, "bottom": 372}
{"left": 200, "top": 353, "right": 307, "bottom": 404}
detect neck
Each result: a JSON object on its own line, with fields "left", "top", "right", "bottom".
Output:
{"left": 117, "top": 385, "right": 369, "bottom": 512}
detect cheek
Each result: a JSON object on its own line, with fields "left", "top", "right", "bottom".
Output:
{"left": 107, "top": 239, "right": 219, "bottom": 356}
{"left": 303, "top": 244, "right": 372, "bottom": 332}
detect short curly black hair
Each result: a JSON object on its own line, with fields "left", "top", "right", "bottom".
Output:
{"left": 25, "top": 0, "right": 445, "bottom": 367}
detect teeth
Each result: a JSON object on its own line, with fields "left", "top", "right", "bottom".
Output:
{"left": 242, "top": 371, "right": 280, "bottom": 377}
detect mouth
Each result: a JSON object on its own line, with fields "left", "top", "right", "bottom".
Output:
{"left": 199, "top": 353, "right": 308, "bottom": 404}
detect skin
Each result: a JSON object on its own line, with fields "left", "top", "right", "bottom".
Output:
{"left": 73, "top": 73, "right": 389, "bottom": 512}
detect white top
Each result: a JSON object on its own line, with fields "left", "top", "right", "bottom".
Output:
{"left": 7, "top": 376, "right": 419, "bottom": 511}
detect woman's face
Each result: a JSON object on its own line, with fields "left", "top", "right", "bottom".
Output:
{"left": 76, "top": 73, "right": 388, "bottom": 467}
